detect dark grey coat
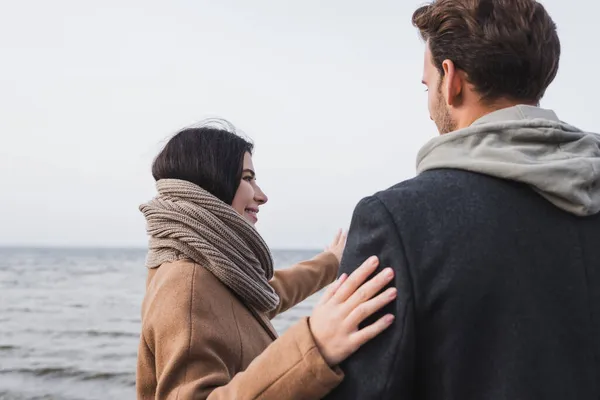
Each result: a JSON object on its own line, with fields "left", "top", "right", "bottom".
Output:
{"left": 326, "top": 169, "right": 600, "bottom": 400}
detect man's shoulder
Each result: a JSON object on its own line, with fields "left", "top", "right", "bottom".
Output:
{"left": 372, "top": 169, "right": 481, "bottom": 208}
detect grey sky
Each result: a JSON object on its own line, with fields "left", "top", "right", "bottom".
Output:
{"left": 0, "top": 0, "right": 596, "bottom": 249}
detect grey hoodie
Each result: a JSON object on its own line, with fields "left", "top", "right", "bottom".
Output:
{"left": 416, "top": 105, "right": 600, "bottom": 216}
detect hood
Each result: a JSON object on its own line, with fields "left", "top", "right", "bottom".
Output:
{"left": 416, "top": 105, "right": 600, "bottom": 216}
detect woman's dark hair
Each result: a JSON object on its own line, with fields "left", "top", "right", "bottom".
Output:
{"left": 152, "top": 119, "right": 254, "bottom": 205}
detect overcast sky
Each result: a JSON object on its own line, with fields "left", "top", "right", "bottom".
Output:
{"left": 0, "top": 0, "right": 596, "bottom": 249}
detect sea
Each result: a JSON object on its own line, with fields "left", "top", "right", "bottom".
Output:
{"left": 0, "top": 247, "right": 323, "bottom": 400}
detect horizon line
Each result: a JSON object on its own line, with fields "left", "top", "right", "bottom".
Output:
{"left": 0, "top": 244, "right": 322, "bottom": 252}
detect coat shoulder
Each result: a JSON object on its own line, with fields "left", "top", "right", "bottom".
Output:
{"left": 376, "top": 169, "right": 471, "bottom": 201}
{"left": 142, "top": 259, "right": 239, "bottom": 336}
{"left": 146, "top": 259, "right": 235, "bottom": 302}
{"left": 367, "top": 169, "right": 500, "bottom": 217}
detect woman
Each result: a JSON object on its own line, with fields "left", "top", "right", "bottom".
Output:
{"left": 136, "top": 121, "right": 396, "bottom": 399}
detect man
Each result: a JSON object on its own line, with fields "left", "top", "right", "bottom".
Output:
{"left": 325, "top": 0, "right": 600, "bottom": 399}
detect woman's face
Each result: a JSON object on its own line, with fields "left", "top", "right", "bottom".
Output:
{"left": 231, "top": 153, "right": 268, "bottom": 225}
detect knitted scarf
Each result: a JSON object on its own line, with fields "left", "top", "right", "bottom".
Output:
{"left": 139, "top": 178, "right": 280, "bottom": 313}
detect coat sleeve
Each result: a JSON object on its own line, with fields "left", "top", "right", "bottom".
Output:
{"left": 324, "top": 195, "right": 417, "bottom": 400}
{"left": 138, "top": 263, "right": 344, "bottom": 400}
{"left": 267, "top": 251, "right": 339, "bottom": 319}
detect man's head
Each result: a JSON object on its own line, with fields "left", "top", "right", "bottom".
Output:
{"left": 413, "top": 0, "right": 560, "bottom": 134}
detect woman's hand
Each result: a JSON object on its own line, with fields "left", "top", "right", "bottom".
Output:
{"left": 325, "top": 229, "right": 347, "bottom": 264}
{"left": 309, "top": 256, "right": 396, "bottom": 366}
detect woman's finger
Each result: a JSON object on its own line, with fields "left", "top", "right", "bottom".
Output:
{"left": 332, "top": 229, "right": 342, "bottom": 246}
{"left": 350, "top": 313, "right": 395, "bottom": 348}
{"left": 317, "top": 273, "right": 348, "bottom": 306}
{"left": 346, "top": 287, "right": 397, "bottom": 327}
{"left": 338, "top": 231, "right": 348, "bottom": 247}
{"left": 343, "top": 267, "right": 394, "bottom": 311}
{"left": 332, "top": 256, "right": 379, "bottom": 303}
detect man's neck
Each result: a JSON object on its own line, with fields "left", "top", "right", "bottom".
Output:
{"left": 455, "top": 99, "right": 537, "bottom": 130}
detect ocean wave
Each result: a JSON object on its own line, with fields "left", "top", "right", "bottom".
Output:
{"left": 2, "top": 328, "right": 139, "bottom": 339}
{"left": 0, "top": 367, "right": 134, "bottom": 384}
{"left": 72, "top": 330, "right": 139, "bottom": 338}
{"left": 98, "top": 352, "right": 138, "bottom": 360}
{"left": 107, "top": 317, "right": 141, "bottom": 323}
{"left": 0, "top": 390, "right": 79, "bottom": 400}
{"left": 4, "top": 307, "right": 61, "bottom": 314}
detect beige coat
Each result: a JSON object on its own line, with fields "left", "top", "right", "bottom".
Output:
{"left": 136, "top": 252, "right": 343, "bottom": 399}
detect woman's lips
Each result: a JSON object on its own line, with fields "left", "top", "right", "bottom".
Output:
{"left": 245, "top": 208, "right": 258, "bottom": 223}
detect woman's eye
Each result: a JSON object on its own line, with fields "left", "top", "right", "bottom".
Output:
{"left": 243, "top": 176, "right": 253, "bottom": 182}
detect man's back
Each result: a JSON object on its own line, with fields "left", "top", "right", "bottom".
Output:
{"left": 327, "top": 169, "right": 600, "bottom": 399}
{"left": 324, "top": 0, "right": 600, "bottom": 397}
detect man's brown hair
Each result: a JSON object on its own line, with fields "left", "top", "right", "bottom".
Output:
{"left": 412, "top": 0, "right": 560, "bottom": 104}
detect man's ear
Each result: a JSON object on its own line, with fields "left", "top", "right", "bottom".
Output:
{"left": 441, "top": 59, "right": 463, "bottom": 107}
